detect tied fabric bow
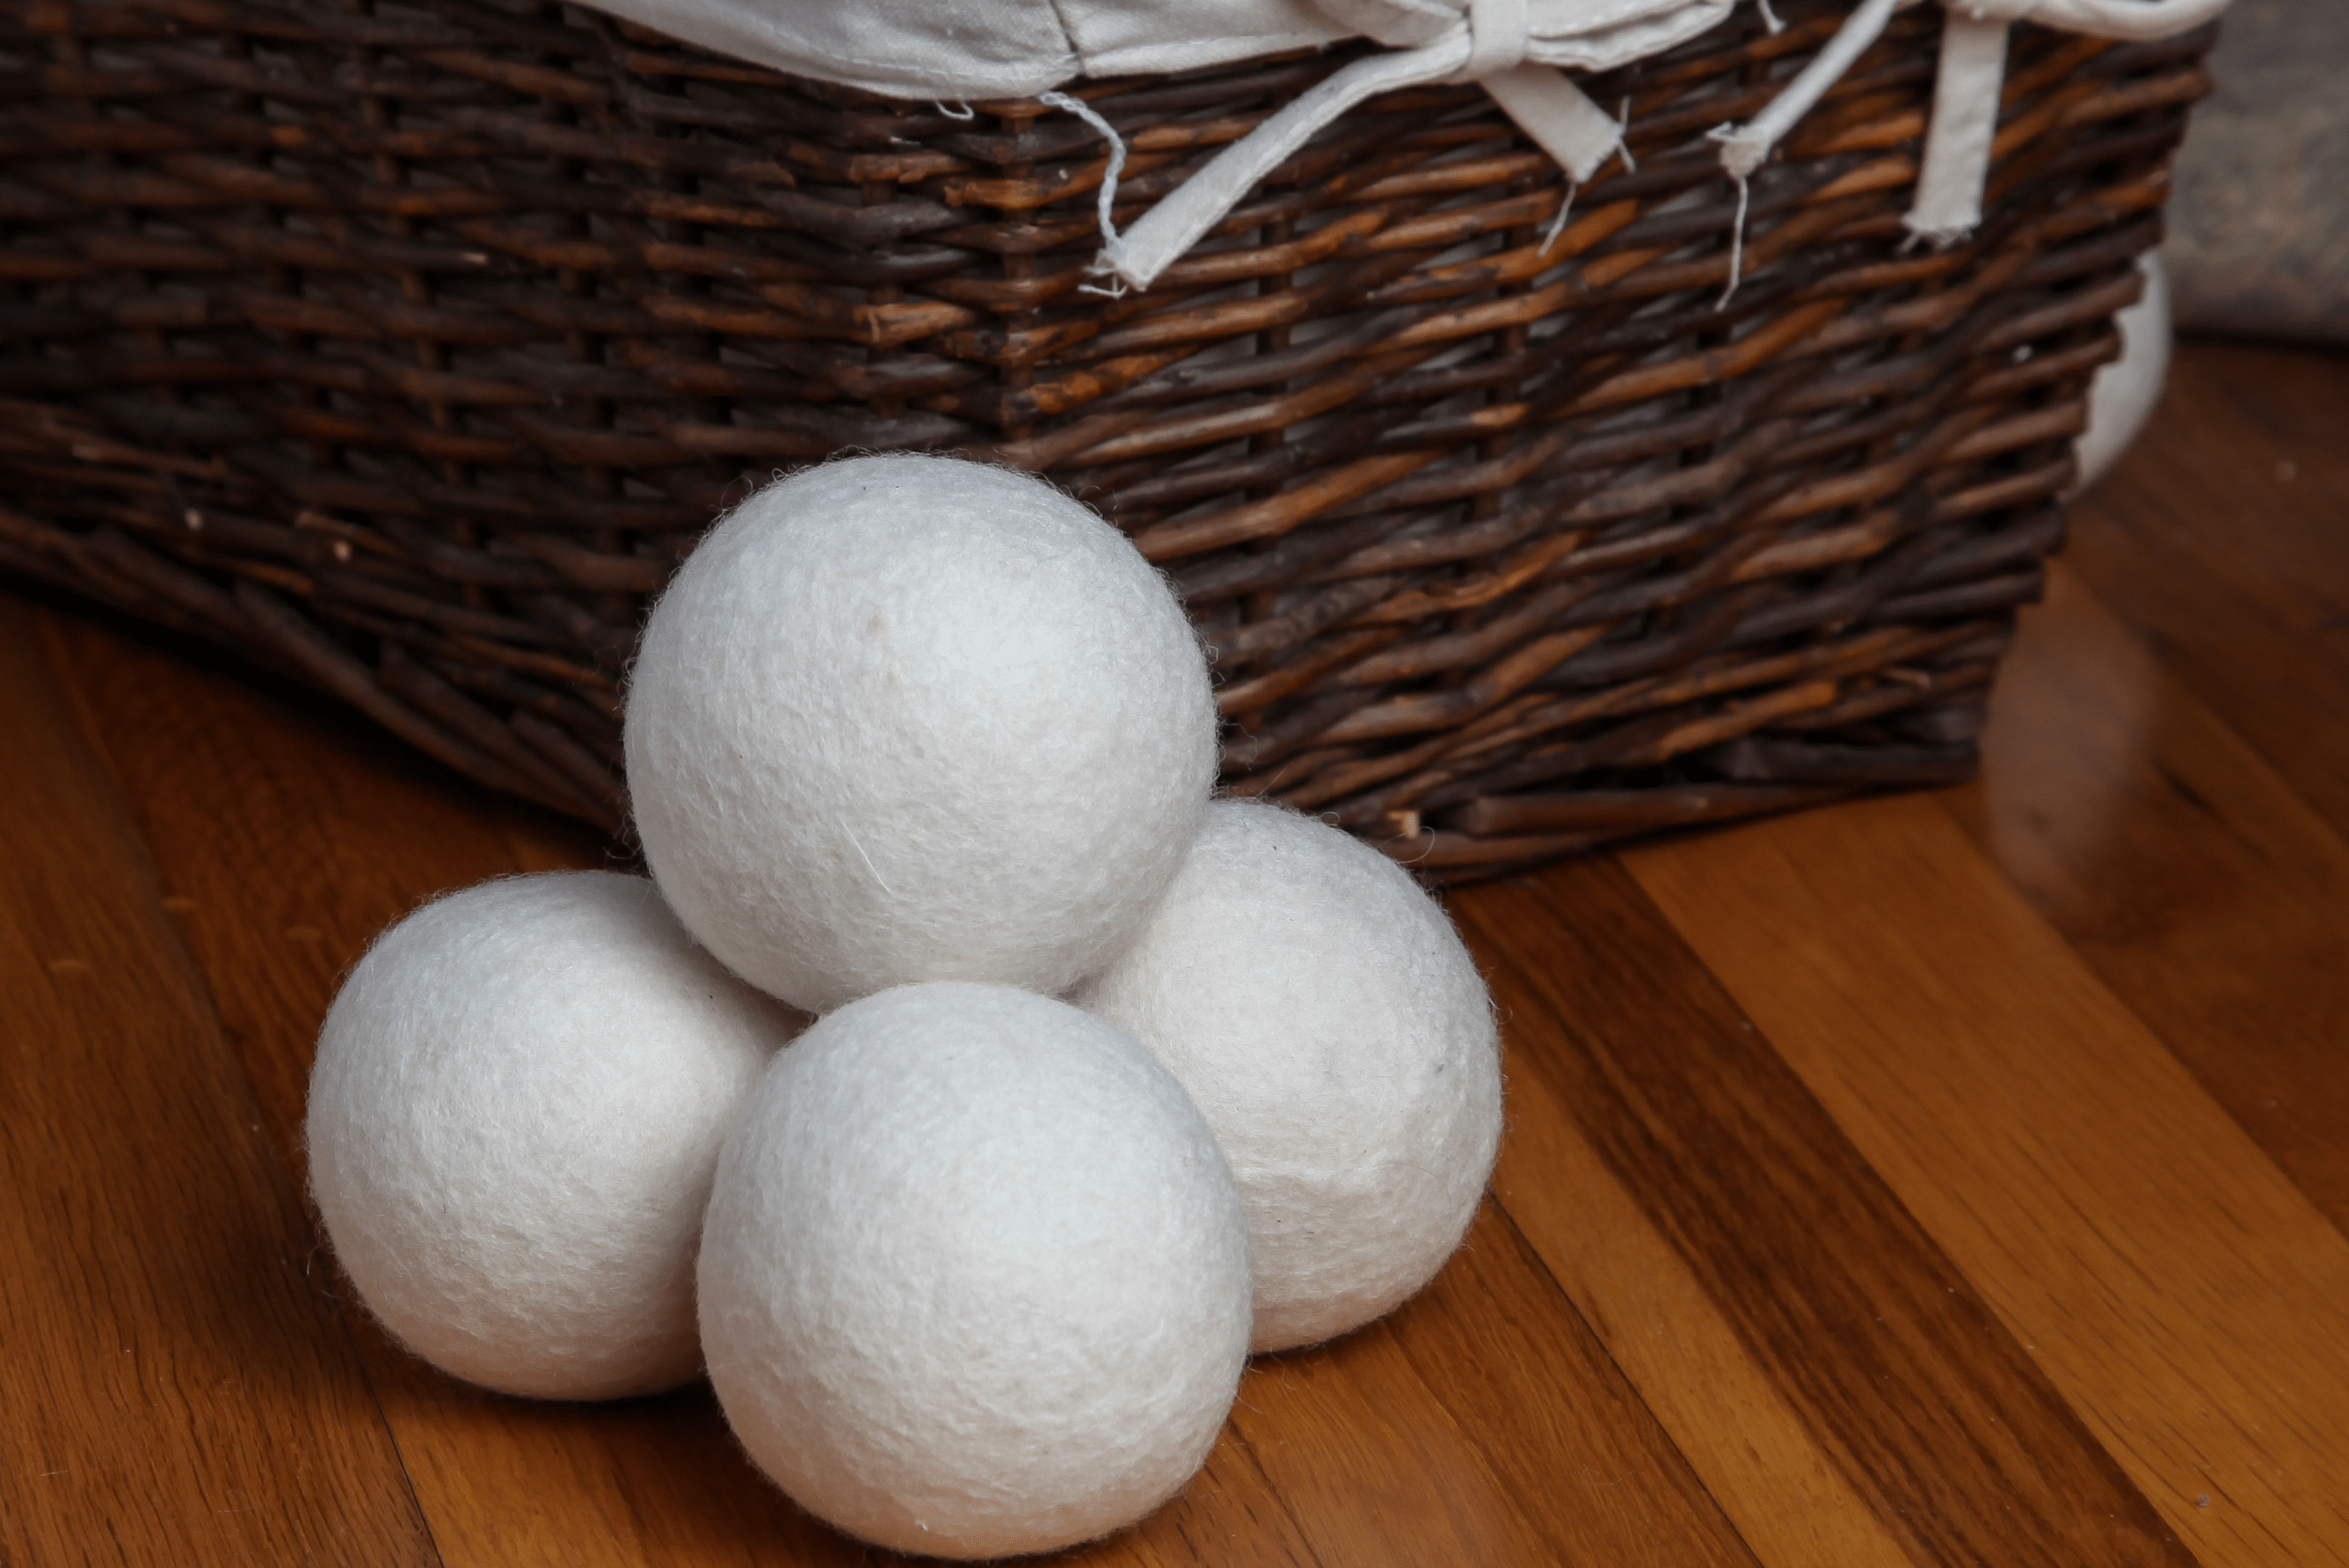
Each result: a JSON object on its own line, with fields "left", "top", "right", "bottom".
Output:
{"left": 1067, "top": 0, "right": 2228, "bottom": 297}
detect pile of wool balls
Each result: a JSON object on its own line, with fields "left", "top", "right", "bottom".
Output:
{"left": 306, "top": 454, "right": 1503, "bottom": 1561}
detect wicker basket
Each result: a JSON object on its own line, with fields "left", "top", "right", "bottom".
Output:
{"left": 0, "top": 0, "right": 2211, "bottom": 877}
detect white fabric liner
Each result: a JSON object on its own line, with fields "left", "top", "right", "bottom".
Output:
{"left": 581, "top": 0, "right": 2231, "bottom": 294}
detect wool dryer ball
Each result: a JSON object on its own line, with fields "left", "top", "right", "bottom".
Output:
{"left": 625, "top": 454, "right": 1219, "bottom": 1015}
{"left": 306, "top": 872, "right": 801, "bottom": 1401}
{"left": 1074, "top": 800, "right": 1502, "bottom": 1352}
{"left": 698, "top": 982, "right": 1252, "bottom": 1561}
{"left": 2073, "top": 252, "right": 2173, "bottom": 495}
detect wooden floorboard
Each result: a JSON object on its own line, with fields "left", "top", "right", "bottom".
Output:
{"left": 1482, "top": 984, "right": 1920, "bottom": 1568}
{"left": 1221, "top": 1199, "right": 1758, "bottom": 1568}
{"left": 2063, "top": 342, "right": 2349, "bottom": 841}
{"left": 0, "top": 604, "right": 439, "bottom": 1568}
{"left": 32, "top": 611, "right": 1237, "bottom": 1568}
{"left": 1948, "top": 560, "right": 2349, "bottom": 1227}
{"left": 7, "top": 337, "right": 2349, "bottom": 1566}
{"left": 38, "top": 597, "right": 1766, "bottom": 1568}
{"left": 1624, "top": 794, "right": 2349, "bottom": 1568}
{"left": 1459, "top": 858, "right": 2191, "bottom": 1568}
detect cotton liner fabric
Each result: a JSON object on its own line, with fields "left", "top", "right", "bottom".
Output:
{"left": 697, "top": 983, "right": 1253, "bottom": 1560}
{"left": 305, "top": 871, "right": 799, "bottom": 1401}
{"left": 567, "top": 0, "right": 2229, "bottom": 293}
{"left": 571, "top": 0, "right": 1725, "bottom": 100}
{"left": 1073, "top": 799, "right": 1503, "bottom": 1352}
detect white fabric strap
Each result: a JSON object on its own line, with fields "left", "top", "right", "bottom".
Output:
{"left": 1038, "top": 90, "right": 1136, "bottom": 293}
{"left": 1959, "top": 0, "right": 2226, "bottom": 38}
{"left": 1700, "top": 0, "right": 2223, "bottom": 286}
{"left": 1709, "top": 0, "right": 1899, "bottom": 180}
{"left": 1089, "top": 0, "right": 1649, "bottom": 292}
{"left": 1083, "top": 0, "right": 2229, "bottom": 294}
{"left": 1090, "top": 41, "right": 1469, "bottom": 291}
{"left": 1905, "top": 11, "right": 2008, "bottom": 243}
{"left": 1485, "top": 63, "right": 1627, "bottom": 180}
{"left": 1898, "top": 0, "right": 2226, "bottom": 244}
{"left": 1456, "top": 0, "right": 1532, "bottom": 78}
{"left": 569, "top": 0, "right": 2232, "bottom": 297}
{"left": 1700, "top": 0, "right": 1894, "bottom": 304}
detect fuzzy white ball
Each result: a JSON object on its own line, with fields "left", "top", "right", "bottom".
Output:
{"left": 697, "top": 982, "right": 1252, "bottom": 1560}
{"left": 1073, "top": 800, "right": 1501, "bottom": 1352}
{"left": 306, "top": 871, "right": 799, "bottom": 1400}
{"left": 2074, "top": 252, "right": 2173, "bottom": 494}
{"left": 625, "top": 454, "right": 1218, "bottom": 1015}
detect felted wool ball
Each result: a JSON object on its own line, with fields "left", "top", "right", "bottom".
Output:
{"left": 625, "top": 453, "right": 1217, "bottom": 1016}
{"left": 306, "top": 871, "right": 800, "bottom": 1401}
{"left": 697, "top": 982, "right": 1251, "bottom": 1561}
{"left": 1072, "top": 800, "right": 1501, "bottom": 1352}
{"left": 2074, "top": 252, "right": 2173, "bottom": 494}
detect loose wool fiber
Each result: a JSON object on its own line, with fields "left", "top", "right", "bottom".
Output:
{"left": 1073, "top": 801, "right": 1501, "bottom": 1352}
{"left": 626, "top": 454, "right": 1217, "bottom": 1015}
{"left": 306, "top": 872, "right": 799, "bottom": 1401}
{"left": 697, "top": 982, "right": 1252, "bottom": 1560}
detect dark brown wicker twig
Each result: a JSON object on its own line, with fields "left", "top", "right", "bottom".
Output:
{"left": 0, "top": 0, "right": 2211, "bottom": 876}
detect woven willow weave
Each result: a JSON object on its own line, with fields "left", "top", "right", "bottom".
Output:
{"left": 0, "top": 0, "right": 2210, "bottom": 874}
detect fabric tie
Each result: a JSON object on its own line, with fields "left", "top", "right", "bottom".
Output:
{"left": 1707, "top": 0, "right": 2228, "bottom": 262}
{"left": 1071, "top": 0, "right": 2229, "bottom": 295}
{"left": 1455, "top": 0, "right": 1533, "bottom": 79}
{"left": 1083, "top": 0, "right": 1733, "bottom": 292}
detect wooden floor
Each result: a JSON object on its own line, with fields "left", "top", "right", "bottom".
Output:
{"left": 6, "top": 338, "right": 2349, "bottom": 1568}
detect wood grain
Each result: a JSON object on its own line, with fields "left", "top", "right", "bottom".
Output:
{"left": 42, "top": 609, "right": 1326, "bottom": 1568}
{"left": 40, "top": 612, "right": 540, "bottom": 1154}
{"left": 1624, "top": 795, "right": 2349, "bottom": 1568}
{"left": 1948, "top": 561, "right": 2349, "bottom": 1226}
{"left": 41, "top": 604, "right": 1771, "bottom": 1568}
{"left": 1480, "top": 1022, "right": 1916, "bottom": 1568}
{"left": 37, "top": 611, "right": 886, "bottom": 1568}
{"left": 0, "top": 601, "right": 438, "bottom": 1568}
{"left": 2063, "top": 343, "right": 2349, "bottom": 840}
{"left": 8, "top": 336, "right": 2349, "bottom": 1568}
{"left": 1453, "top": 862, "right": 2189, "bottom": 1568}
{"left": 1229, "top": 1199, "right": 1759, "bottom": 1568}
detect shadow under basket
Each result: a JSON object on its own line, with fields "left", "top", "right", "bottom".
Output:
{"left": 0, "top": 0, "right": 2213, "bottom": 879}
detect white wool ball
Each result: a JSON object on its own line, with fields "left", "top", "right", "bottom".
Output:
{"left": 626, "top": 454, "right": 1217, "bottom": 1015}
{"left": 1073, "top": 800, "right": 1501, "bottom": 1352}
{"left": 2074, "top": 252, "right": 2173, "bottom": 494}
{"left": 698, "top": 982, "right": 1251, "bottom": 1561}
{"left": 306, "top": 871, "right": 800, "bottom": 1400}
